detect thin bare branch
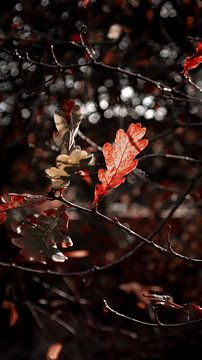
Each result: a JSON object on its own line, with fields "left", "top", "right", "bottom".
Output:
{"left": 25, "top": 300, "right": 77, "bottom": 335}
{"left": 104, "top": 300, "right": 202, "bottom": 328}
{"left": 78, "top": 130, "right": 102, "bottom": 151}
{"left": 1, "top": 48, "right": 90, "bottom": 71}
{"left": 0, "top": 168, "right": 202, "bottom": 277}
{"left": 138, "top": 153, "right": 202, "bottom": 166}
{"left": 2, "top": 31, "right": 202, "bottom": 104}
{"left": 51, "top": 44, "right": 62, "bottom": 67}
{"left": 79, "top": 28, "right": 202, "bottom": 104}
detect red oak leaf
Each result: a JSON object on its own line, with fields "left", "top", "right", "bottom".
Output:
{"left": 0, "top": 194, "right": 25, "bottom": 212}
{"left": 0, "top": 194, "right": 46, "bottom": 224}
{"left": 0, "top": 194, "right": 27, "bottom": 224}
{"left": 184, "top": 42, "right": 202, "bottom": 75}
{"left": 94, "top": 123, "right": 148, "bottom": 206}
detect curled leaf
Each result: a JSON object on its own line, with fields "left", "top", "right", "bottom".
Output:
{"left": 184, "top": 42, "right": 202, "bottom": 90}
{"left": 46, "top": 100, "right": 95, "bottom": 189}
{"left": 94, "top": 123, "right": 148, "bottom": 206}
{"left": 184, "top": 42, "right": 202, "bottom": 75}
{"left": 53, "top": 100, "right": 82, "bottom": 154}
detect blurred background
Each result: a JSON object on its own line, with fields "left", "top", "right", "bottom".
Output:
{"left": 0, "top": 0, "right": 202, "bottom": 359}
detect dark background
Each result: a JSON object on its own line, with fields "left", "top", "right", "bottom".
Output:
{"left": 0, "top": 0, "right": 202, "bottom": 359}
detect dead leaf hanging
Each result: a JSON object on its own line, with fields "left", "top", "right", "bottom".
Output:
{"left": 183, "top": 42, "right": 202, "bottom": 91}
{"left": 52, "top": 100, "right": 83, "bottom": 154}
{"left": 46, "top": 100, "right": 95, "bottom": 189}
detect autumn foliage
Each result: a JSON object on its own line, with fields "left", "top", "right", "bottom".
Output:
{"left": 94, "top": 123, "right": 148, "bottom": 205}
{"left": 183, "top": 42, "right": 202, "bottom": 90}
{"left": 1, "top": 103, "right": 148, "bottom": 264}
{"left": 184, "top": 42, "right": 202, "bottom": 76}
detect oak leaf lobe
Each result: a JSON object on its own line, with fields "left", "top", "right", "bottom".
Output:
{"left": 94, "top": 123, "right": 148, "bottom": 205}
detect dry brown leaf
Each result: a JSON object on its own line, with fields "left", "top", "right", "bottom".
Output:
{"left": 53, "top": 102, "right": 82, "bottom": 154}
{"left": 46, "top": 149, "right": 94, "bottom": 189}
{"left": 46, "top": 100, "right": 95, "bottom": 189}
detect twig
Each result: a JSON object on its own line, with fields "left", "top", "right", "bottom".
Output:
{"left": 25, "top": 300, "right": 77, "bottom": 335}
{"left": 0, "top": 169, "right": 202, "bottom": 277}
{"left": 184, "top": 73, "right": 202, "bottom": 93}
{"left": 2, "top": 33, "right": 202, "bottom": 103}
{"left": 89, "top": 321, "right": 138, "bottom": 339}
{"left": 79, "top": 28, "right": 202, "bottom": 104}
{"left": 0, "top": 48, "right": 90, "bottom": 71}
{"left": 32, "top": 276, "right": 89, "bottom": 305}
{"left": 152, "top": 306, "right": 199, "bottom": 328}
{"left": 78, "top": 130, "right": 102, "bottom": 151}
{"left": 51, "top": 44, "right": 62, "bottom": 68}
{"left": 138, "top": 153, "right": 202, "bottom": 166}
{"left": 103, "top": 299, "right": 158, "bottom": 327}
{"left": 149, "top": 124, "right": 179, "bottom": 143}
{"left": 24, "top": 299, "right": 89, "bottom": 359}
{"left": 146, "top": 169, "right": 202, "bottom": 242}
{"left": 104, "top": 300, "right": 202, "bottom": 328}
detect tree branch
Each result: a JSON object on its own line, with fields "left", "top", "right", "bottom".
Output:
{"left": 104, "top": 300, "right": 202, "bottom": 328}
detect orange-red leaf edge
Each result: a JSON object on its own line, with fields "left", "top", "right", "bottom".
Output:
{"left": 94, "top": 123, "right": 148, "bottom": 206}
